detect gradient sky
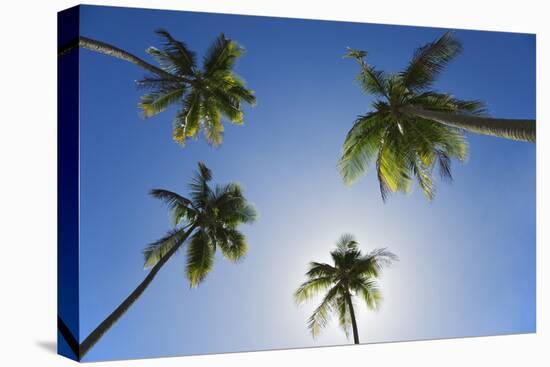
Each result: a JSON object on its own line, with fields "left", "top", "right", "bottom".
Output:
{"left": 76, "top": 5, "right": 536, "bottom": 362}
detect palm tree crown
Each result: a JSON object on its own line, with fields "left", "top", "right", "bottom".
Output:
{"left": 145, "top": 162, "right": 258, "bottom": 285}
{"left": 295, "top": 234, "right": 397, "bottom": 343}
{"left": 138, "top": 30, "right": 256, "bottom": 146}
{"left": 77, "top": 162, "right": 257, "bottom": 358}
{"left": 339, "top": 32, "right": 493, "bottom": 201}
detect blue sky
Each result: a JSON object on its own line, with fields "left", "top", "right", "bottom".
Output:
{"left": 76, "top": 5, "right": 536, "bottom": 361}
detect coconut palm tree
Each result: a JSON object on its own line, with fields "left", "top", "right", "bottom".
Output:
{"left": 59, "top": 29, "right": 256, "bottom": 146}
{"left": 339, "top": 32, "right": 535, "bottom": 202}
{"left": 77, "top": 162, "right": 257, "bottom": 358}
{"left": 295, "top": 234, "right": 397, "bottom": 344}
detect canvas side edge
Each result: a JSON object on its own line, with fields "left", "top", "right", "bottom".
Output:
{"left": 57, "top": 5, "right": 81, "bottom": 362}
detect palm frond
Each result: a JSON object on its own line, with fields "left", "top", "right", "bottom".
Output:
{"left": 173, "top": 91, "right": 201, "bottom": 145}
{"left": 217, "top": 192, "right": 258, "bottom": 226}
{"left": 155, "top": 29, "right": 196, "bottom": 76}
{"left": 294, "top": 276, "right": 335, "bottom": 304}
{"left": 409, "top": 92, "right": 486, "bottom": 116}
{"left": 349, "top": 248, "right": 398, "bottom": 280}
{"left": 358, "top": 65, "right": 388, "bottom": 98}
{"left": 335, "top": 234, "right": 358, "bottom": 251}
{"left": 339, "top": 112, "right": 386, "bottom": 185}
{"left": 354, "top": 279, "right": 382, "bottom": 310}
{"left": 139, "top": 87, "right": 184, "bottom": 117}
{"left": 202, "top": 98, "right": 224, "bottom": 146}
{"left": 149, "top": 188, "right": 192, "bottom": 208}
{"left": 365, "top": 248, "right": 399, "bottom": 273}
{"left": 345, "top": 47, "right": 388, "bottom": 98}
{"left": 305, "top": 262, "right": 338, "bottom": 279}
{"left": 143, "top": 227, "right": 189, "bottom": 268}
{"left": 376, "top": 130, "right": 412, "bottom": 201}
{"left": 435, "top": 149, "right": 453, "bottom": 181}
{"left": 370, "top": 247, "right": 399, "bottom": 263}
{"left": 331, "top": 239, "right": 362, "bottom": 272}
{"left": 410, "top": 156, "right": 434, "bottom": 201}
{"left": 149, "top": 189, "right": 195, "bottom": 226}
{"left": 203, "top": 33, "right": 244, "bottom": 76}
{"left": 211, "top": 183, "right": 258, "bottom": 227}
{"left": 209, "top": 87, "right": 244, "bottom": 124}
{"left": 450, "top": 98, "right": 487, "bottom": 115}
{"left": 197, "top": 161, "right": 213, "bottom": 182}
{"left": 344, "top": 48, "right": 367, "bottom": 60}
{"left": 145, "top": 46, "right": 181, "bottom": 76}
{"left": 208, "top": 73, "right": 256, "bottom": 105}
{"left": 187, "top": 162, "right": 213, "bottom": 211}
{"left": 349, "top": 257, "right": 378, "bottom": 278}
{"left": 217, "top": 228, "right": 248, "bottom": 262}
{"left": 226, "top": 82, "right": 256, "bottom": 106}
{"left": 136, "top": 76, "right": 180, "bottom": 91}
{"left": 233, "top": 202, "right": 258, "bottom": 225}
{"left": 335, "top": 295, "right": 352, "bottom": 338}
{"left": 186, "top": 230, "right": 214, "bottom": 287}
{"left": 413, "top": 118, "right": 468, "bottom": 161}
{"left": 401, "top": 31, "right": 463, "bottom": 91}
{"left": 400, "top": 116, "right": 467, "bottom": 195}
{"left": 307, "top": 285, "right": 340, "bottom": 337}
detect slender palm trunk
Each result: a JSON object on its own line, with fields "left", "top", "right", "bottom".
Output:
{"left": 345, "top": 292, "right": 360, "bottom": 344}
{"left": 401, "top": 105, "right": 536, "bottom": 143}
{"left": 58, "top": 36, "right": 188, "bottom": 83}
{"left": 79, "top": 224, "right": 197, "bottom": 359}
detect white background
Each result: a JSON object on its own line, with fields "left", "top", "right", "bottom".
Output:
{"left": 0, "top": 0, "right": 547, "bottom": 365}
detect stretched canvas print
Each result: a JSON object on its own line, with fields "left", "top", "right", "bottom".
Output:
{"left": 57, "top": 4, "right": 536, "bottom": 362}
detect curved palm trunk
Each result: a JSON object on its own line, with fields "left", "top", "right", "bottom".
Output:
{"left": 401, "top": 105, "right": 536, "bottom": 143}
{"left": 58, "top": 36, "right": 181, "bottom": 82}
{"left": 345, "top": 292, "right": 360, "bottom": 344}
{"left": 79, "top": 224, "right": 197, "bottom": 359}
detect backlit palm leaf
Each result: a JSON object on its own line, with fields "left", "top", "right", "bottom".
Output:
{"left": 295, "top": 276, "right": 335, "bottom": 304}
{"left": 339, "top": 112, "right": 387, "bottom": 185}
{"left": 336, "top": 295, "right": 352, "bottom": 337}
{"left": 143, "top": 227, "right": 189, "bottom": 268}
{"left": 307, "top": 285, "right": 340, "bottom": 337}
{"left": 353, "top": 279, "right": 382, "bottom": 310}
{"left": 295, "top": 235, "right": 397, "bottom": 341}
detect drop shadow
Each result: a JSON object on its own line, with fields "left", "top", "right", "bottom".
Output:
{"left": 36, "top": 340, "right": 57, "bottom": 354}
